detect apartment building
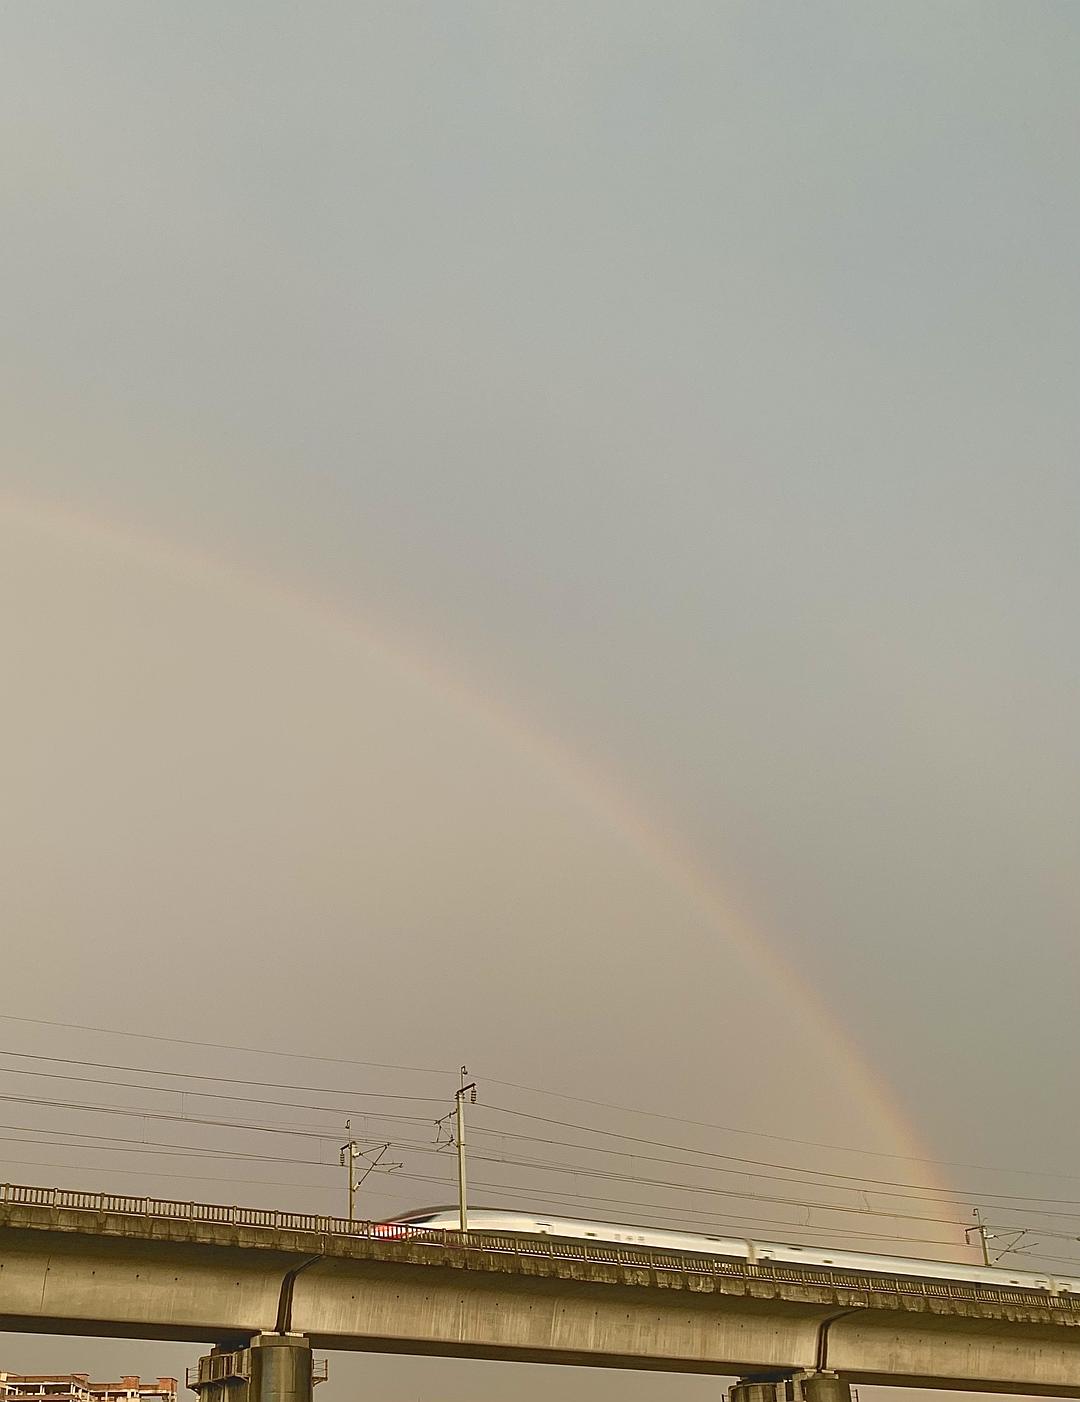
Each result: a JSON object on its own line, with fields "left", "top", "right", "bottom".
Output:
{"left": 0, "top": 1375, "right": 177, "bottom": 1402}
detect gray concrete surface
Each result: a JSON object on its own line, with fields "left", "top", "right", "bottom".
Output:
{"left": 2, "top": 1198, "right": 1080, "bottom": 1394}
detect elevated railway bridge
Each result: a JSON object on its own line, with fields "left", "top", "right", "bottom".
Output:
{"left": 2, "top": 1184, "right": 1079, "bottom": 1402}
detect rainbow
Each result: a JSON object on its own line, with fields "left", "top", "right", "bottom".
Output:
{"left": 0, "top": 490, "right": 937, "bottom": 1181}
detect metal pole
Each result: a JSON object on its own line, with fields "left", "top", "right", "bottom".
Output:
{"left": 338, "top": 1125, "right": 398, "bottom": 1224}
{"left": 340, "top": 1121, "right": 358, "bottom": 1223}
{"left": 455, "top": 1067, "right": 476, "bottom": 1234}
{"left": 456, "top": 1082, "right": 467, "bottom": 1233}
{"left": 973, "top": 1207, "right": 991, "bottom": 1267}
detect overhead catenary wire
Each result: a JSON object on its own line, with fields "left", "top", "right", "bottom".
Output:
{"left": 0, "top": 1050, "right": 1000, "bottom": 1202}
{"left": 0, "top": 1123, "right": 982, "bottom": 1228}
{"left": 4, "top": 1051, "right": 1080, "bottom": 1212}
{"left": 0, "top": 1012, "right": 454, "bottom": 1079}
{"left": 0, "top": 1128, "right": 355, "bottom": 1167}
{"left": 0, "top": 1099, "right": 974, "bottom": 1236}
{"left": 2, "top": 1012, "right": 1071, "bottom": 1181}
{"left": 10, "top": 1089, "right": 1080, "bottom": 1232}
{"left": 8, "top": 1096, "right": 1074, "bottom": 1254}
{"left": 2, "top": 1118, "right": 1072, "bottom": 1251}
{"left": 471, "top": 1105, "right": 1080, "bottom": 1218}
{"left": 465, "top": 1123, "right": 1080, "bottom": 1210}
{"left": 379, "top": 1169, "right": 964, "bottom": 1245}
{"left": 5, "top": 1059, "right": 998, "bottom": 1203}
{"left": 0, "top": 1156, "right": 364, "bottom": 1192}
{"left": 458, "top": 1150, "right": 973, "bottom": 1227}
{"left": 0, "top": 1155, "right": 963, "bottom": 1252}
{"left": 0, "top": 1123, "right": 978, "bottom": 1235}
{"left": 0, "top": 1091, "right": 434, "bottom": 1138}
{"left": 0, "top": 1121, "right": 983, "bottom": 1231}
{"left": 0, "top": 1060, "right": 447, "bottom": 1113}
{"left": 0, "top": 1090, "right": 973, "bottom": 1226}
{"left": 0, "top": 1134, "right": 323, "bottom": 1164}
{"left": 0, "top": 1049, "right": 450, "bottom": 1104}
{"left": 3, "top": 1032, "right": 1077, "bottom": 1266}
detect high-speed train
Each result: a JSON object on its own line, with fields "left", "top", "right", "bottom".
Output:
{"left": 384, "top": 1206, "right": 1080, "bottom": 1295}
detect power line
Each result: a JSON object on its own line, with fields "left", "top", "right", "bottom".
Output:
{"left": 480, "top": 1152, "right": 1080, "bottom": 1225}
{"left": 0, "top": 1129, "right": 346, "bottom": 1168}
{"left": 466, "top": 1124, "right": 1080, "bottom": 1210}
{"left": 0, "top": 1091, "right": 433, "bottom": 1138}
{"left": 0, "top": 1013, "right": 453, "bottom": 1079}
{"left": 475, "top": 1104, "right": 1080, "bottom": 1218}
{"left": 424, "top": 1178, "right": 955, "bottom": 1241}
{"left": 0, "top": 1157, "right": 352, "bottom": 1192}
{"left": 0, "top": 1122, "right": 977, "bottom": 1231}
{"left": 0, "top": 1119, "right": 456, "bottom": 1171}
{"left": 0, "top": 1089, "right": 970, "bottom": 1227}
{"left": 0, "top": 1050, "right": 959, "bottom": 1199}
{"left": 0, "top": 1157, "right": 960, "bottom": 1254}
{"left": 460, "top": 1149, "right": 972, "bottom": 1227}
{"left": 478, "top": 1077, "right": 974, "bottom": 1167}
{"left": 398, "top": 1138, "right": 1080, "bottom": 1233}
{"left": 0, "top": 1107, "right": 977, "bottom": 1239}
{"left": 6, "top": 1050, "right": 1079, "bottom": 1211}
{"left": 367, "top": 1168, "right": 966, "bottom": 1248}
{"left": 11, "top": 1075, "right": 1080, "bottom": 1230}
{"left": 2, "top": 1024, "right": 1076, "bottom": 1246}
{"left": 14, "top": 1077, "right": 1080, "bottom": 1235}
{"left": 0, "top": 1119, "right": 336, "bottom": 1160}
{"left": 0, "top": 1061, "right": 446, "bottom": 1113}
{"left": 0, "top": 1134, "right": 320, "bottom": 1164}
{"left": 0, "top": 1048, "right": 444, "bottom": 1104}
{"left": 1, "top": 1012, "right": 1060, "bottom": 1181}
{"left": 1021, "top": 1254, "right": 1080, "bottom": 1271}
{"left": 5, "top": 1115, "right": 1076, "bottom": 1271}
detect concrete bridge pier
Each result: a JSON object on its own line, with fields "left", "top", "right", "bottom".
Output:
{"left": 190, "top": 1334, "right": 319, "bottom": 1402}
{"left": 248, "top": 1334, "right": 314, "bottom": 1402}
{"left": 729, "top": 1372, "right": 852, "bottom": 1402}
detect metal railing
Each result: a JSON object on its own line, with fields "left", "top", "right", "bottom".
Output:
{"left": 186, "top": 1356, "right": 326, "bottom": 1391}
{"left": 0, "top": 1184, "right": 401, "bottom": 1237}
{"left": 2, "top": 1181, "right": 1077, "bottom": 1312}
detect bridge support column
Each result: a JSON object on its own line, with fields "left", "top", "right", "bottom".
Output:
{"left": 729, "top": 1373, "right": 851, "bottom": 1402}
{"left": 190, "top": 1335, "right": 322, "bottom": 1402}
{"left": 249, "top": 1334, "right": 313, "bottom": 1402}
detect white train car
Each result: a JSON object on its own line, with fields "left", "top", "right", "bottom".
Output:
{"left": 385, "top": 1206, "right": 1079, "bottom": 1295}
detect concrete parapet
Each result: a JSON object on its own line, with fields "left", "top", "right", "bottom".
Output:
{"left": 6, "top": 1197, "right": 1080, "bottom": 1393}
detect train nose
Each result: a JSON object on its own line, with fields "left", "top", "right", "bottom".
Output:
{"left": 371, "top": 1222, "right": 413, "bottom": 1239}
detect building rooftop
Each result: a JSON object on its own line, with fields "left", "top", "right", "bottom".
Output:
{"left": 0, "top": 1377, "right": 177, "bottom": 1399}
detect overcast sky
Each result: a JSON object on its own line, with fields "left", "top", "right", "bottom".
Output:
{"left": 2, "top": 4, "right": 1080, "bottom": 1401}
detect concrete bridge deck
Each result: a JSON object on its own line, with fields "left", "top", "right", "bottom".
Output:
{"left": 2, "top": 1185, "right": 1079, "bottom": 1395}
